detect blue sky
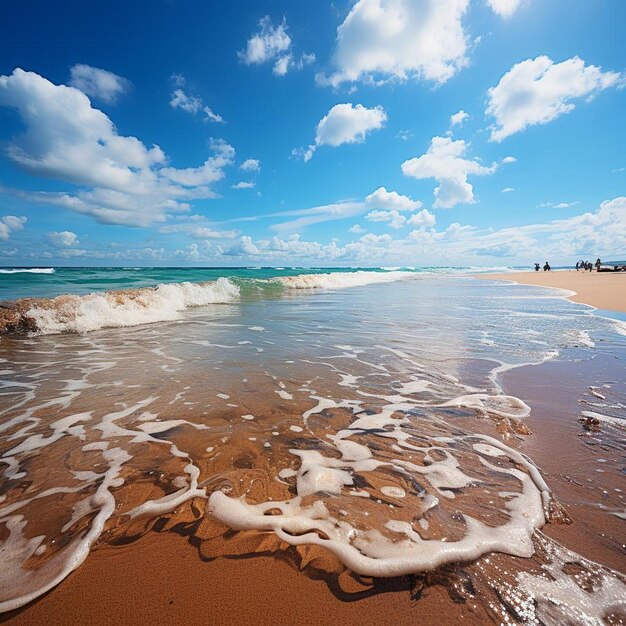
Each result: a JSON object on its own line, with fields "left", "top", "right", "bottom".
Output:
{"left": 0, "top": 0, "right": 624, "bottom": 266}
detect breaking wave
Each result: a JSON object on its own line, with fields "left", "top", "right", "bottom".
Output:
{"left": 0, "top": 268, "right": 55, "bottom": 274}
{"left": 276, "top": 270, "right": 416, "bottom": 290}
{"left": 0, "top": 271, "right": 419, "bottom": 335}
{"left": 0, "top": 278, "right": 239, "bottom": 335}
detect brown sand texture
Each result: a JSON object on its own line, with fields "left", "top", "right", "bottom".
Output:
{"left": 479, "top": 270, "right": 626, "bottom": 312}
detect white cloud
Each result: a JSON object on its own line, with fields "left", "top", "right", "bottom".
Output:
{"left": 450, "top": 109, "right": 468, "bottom": 127}
{"left": 224, "top": 235, "right": 260, "bottom": 256}
{"left": 366, "top": 209, "right": 407, "bottom": 228}
{"left": 366, "top": 206, "right": 435, "bottom": 229}
{"left": 239, "top": 16, "right": 314, "bottom": 76}
{"left": 299, "top": 103, "right": 387, "bottom": 161}
{"left": 539, "top": 201, "right": 578, "bottom": 209}
{"left": 270, "top": 201, "right": 365, "bottom": 232}
{"left": 175, "top": 243, "right": 202, "bottom": 261}
{"left": 0, "top": 69, "right": 234, "bottom": 226}
{"left": 502, "top": 187, "right": 515, "bottom": 193}
{"left": 365, "top": 186, "right": 421, "bottom": 211}
{"left": 159, "top": 222, "right": 238, "bottom": 239}
{"left": 486, "top": 0, "right": 523, "bottom": 18}
{"left": 239, "top": 16, "right": 291, "bottom": 65}
{"left": 194, "top": 197, "right": 626, "bottom": 264}
{"left": 349, "top": 224, "right": 365, "bottom": 233}
{"left": 407, "top": 209, "right": 436, "bottom": 228}
{"left": 240, "top": 158, "right": 261, "bottom": 173}
{"left": 401, "top": 136, "right": 499, "bottom": 208}
{"left": 169, "top": 87, "right": 224, "bottom": 123}
{"left": 487, "top": 56, "right": 622, "bottom": 141}
{"left": 318, "top": 0, "right": 470, "bottom": 87}
{"left": 48, "top": 230, "right": 78, "bottom": 246}
{"left": 160, "top": 139, "right": 235, "bottom": 186}
{"left": 502, "top": 156, "right": 517, "bottom": 163}
{"left": 231, "top": 181, "right": 255, "bottom": 189}
{"left": 0, "top": 215, "right": 26, "bottom": 240}
{"left": 69, "top": 64, "right": 130, "bottom": 103}
{"left": 273, "top": 55, "right": 291, "bottom": 76}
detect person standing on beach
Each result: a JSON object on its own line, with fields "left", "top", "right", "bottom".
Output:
{"left": 575, "top": 261, "right": 580, "bottom": 271}
{"left": 595, "top": 258, "right": 602, "bottom": 271}
{"left": 535, "top": 263, "right": 540, "bottom": 271}
{"left": 543, "top": 261, "right": 551, "bottom": 271}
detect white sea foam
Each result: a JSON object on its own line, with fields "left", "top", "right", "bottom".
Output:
{"left": 24, "top": 278, "right": 240, "bottom": 335}
{"left": 0, "top": 268, "right": 55, "bottom": 274}
{"left": 277, "top": 270, "right": 416, "bottom": 290}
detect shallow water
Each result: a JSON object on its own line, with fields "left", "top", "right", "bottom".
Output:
{"left": 0, "top": 274, "right": 624, "bottom": 619}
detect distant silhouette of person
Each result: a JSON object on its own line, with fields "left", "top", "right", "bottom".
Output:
{"left": 575, "top": 261, "right": 581, "bottom": 271}
{"left": 534, "top": 263, "right": 540, "bottom": 272}
{"left": 595, "top": 258, "right": 602, "bottom": 271}
{"left": 543, "top": 261, "right": 551, "bottom": 271}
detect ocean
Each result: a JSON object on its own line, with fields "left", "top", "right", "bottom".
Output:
{"left": 0, "top": 267, "right": 624, "bottom": 620}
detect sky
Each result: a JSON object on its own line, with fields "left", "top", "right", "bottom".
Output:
{"left": 0, "top": 0, "right": 624, "bottom": 267}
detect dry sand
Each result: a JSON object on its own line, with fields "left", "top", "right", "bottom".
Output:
{"left": 478, "top": 270, "right": 626, "bottom": 312}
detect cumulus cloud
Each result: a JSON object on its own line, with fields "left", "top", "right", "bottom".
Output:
{"left": 238, "top": 16, "right": 314, "bottom": 76}
{"left": 69, "top": 64, "right": 130, "bottom": 103}
{"left": 298, "top": 103, "right": 387, "bottom": 161}
{"left": 486, "top": 0, "right": 523, "bottom": 18}
{"left": 407, "top": 209, "right": 436, "bottom": 228}
{"left": 175, "top": 243, "right": 202, "bottom": 261}
{"left": 48, "top": 230, "right": 78, "bottom": 246}
{"left": 366, "top": 209, "right": 408, "bottom": 228}
{"left": 240, "top": 158, "right": 261, "bottom": 173}
{"left": 401, "top": 136, "right": 499, "bottom": 208}
{"left": 487, "top": 56, "right": 622, "bottom": 141}
{"left": 0, "top": 69, "right": 234, "bottom": 226}
{"left": 450, "top": 109, "right": 469, "bottom": 127}
{"left": 502, "top": 187, "right": 515, "bottom": 193}
{"left": 231, "top": 181, "right": 255, "bottom": 189}
{"left": 196, "top": 197, "right": 626, "bottom": 264}
{"left": 169, "top": 87, "right": 224, "bottom": 123}
{"left": 224, "top": 235, "right": 260, "bottom": 256}
{"left": 366, "top": 207, "right": 435, "bottom": 229}
{"left": 0, "top": 215, "right": 26, "bottom": 240}
{"left": 318, "top": 0, "right": 470, "bottom": 87}
{"left": 349, "top": 224, "right": 365, "bottom": 233}
{"left": 365, "top": 186, "right": 422, "bottom": 211}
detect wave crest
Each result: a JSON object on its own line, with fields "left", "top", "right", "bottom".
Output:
{"left": 0, "top": 278, "right": 239, "bottom": 335}
{"left": 0, "top": 268, "right": 55, "bottom": 274}
{"left": 277, "top": 270, "right": 416, "bottom": 290}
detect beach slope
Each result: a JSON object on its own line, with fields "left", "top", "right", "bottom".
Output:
{"left": 478, "top": 271, "right": 626, "bottom": 312}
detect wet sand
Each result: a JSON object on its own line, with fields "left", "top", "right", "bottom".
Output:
{"left": 479, "top": 270, "right": 626, "bottom": 312}
{"left": 3, "top": 350, "right": 623, "bottom": 626}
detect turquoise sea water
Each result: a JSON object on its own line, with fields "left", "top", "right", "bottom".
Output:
{"left": 0, "top": 265, "right": 521, "bottom": 301}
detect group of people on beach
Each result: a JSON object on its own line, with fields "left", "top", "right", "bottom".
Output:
{"left": 576, "top": 259, "right": 601, "bottom": 272}
{"left": 533, "top": 258, "right": 626, "bottom": 273}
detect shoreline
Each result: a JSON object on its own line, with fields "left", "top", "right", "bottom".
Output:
{"left": 3, "top": 349, "right": 623, "bottom": 625}
{"left": 477, "top": 270, "right": 626, "bottom": 313}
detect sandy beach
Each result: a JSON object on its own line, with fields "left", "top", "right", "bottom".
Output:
{"left": 479, "top": 270, "right": 626, "bottom": 312}
{"left": 1, "top": 273, "right": 624, "bottom": 625}
{"left": 3, "top": 347, "right": 623, "bottom": 626}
